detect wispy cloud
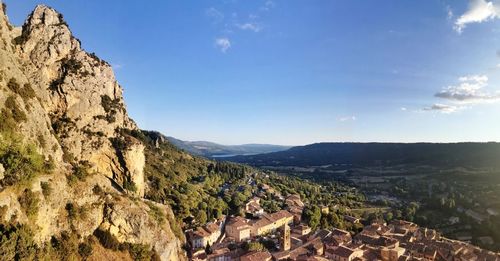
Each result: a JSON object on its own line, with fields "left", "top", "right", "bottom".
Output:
{"left": 261, "top": 1, "right": 276, "bottom": 11}
{"left": 215, "top": 38, "right": 231, "bottom": 53}
{"left": 434, "top": 75, "right": 500, "bottom": 103}
{"left": 422, "top": 104, "right": 461, "bottom": 114}
{"left": 206, "top": 7, "right": 224, "bottom": 23}
{"left": 236, "top": 22, "right": 262, "bottom": 32}
{"left": 454, "top": 0, "right": 500, "bottom": 33}
{"left": 111, "top": 63, "right": 124, "bottom": 70}
{"left": 446, "top": 5, "right": 454, "bottom": 20}
{"left": 338, "top": 116, "right": 356, "bottom": 122}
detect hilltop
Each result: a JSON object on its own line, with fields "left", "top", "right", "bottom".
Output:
{"left": 167, "top": 136, "right": 290, "bottom": 158}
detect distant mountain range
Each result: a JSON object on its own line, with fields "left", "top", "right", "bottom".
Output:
{"left": 166, "top": 136, "right": 291, "bottom": 158}
{"left": 226, "top": 142, "right": 500, "bottom": 168}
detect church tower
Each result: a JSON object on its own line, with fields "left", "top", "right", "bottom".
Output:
{"left": 281, "top": 223, "right": 291, "bottom": 251}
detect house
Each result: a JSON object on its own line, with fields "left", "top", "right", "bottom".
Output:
{"left": 465, "top": 209, "right": 485, "bottom": 223}
{"left": 207, "top": 248, "right": 231, "bottom": 261}
{"left": 293, "top": 224, "right": 312, "bottom": 236}
{"left": 380, "top": 245, "right": 406, "bottom": 261}
{"left": 449, "top": 216, "right": 460, "bottom": 225}
{"left": 344, "top": 215, "right": 360, "bottom": 224}
{"left": 188, "top": 222, "right": 222, "bottom": 250}
{"left": 286, "top": 194, "right": 305, "bottom": 208}
{"left": 325, "top": 246, "right": 364, "bottom": 261}
{"left": 250, "top": 210, "right": 294, "bottom": 236}
{"left": 245, "top": 197, "right": 265, "bottom": 217}
{"left": 225, "top": 216, "right": 251, "bottom": 242}
{"left": 240, "top": 251, "right": 272, "bottom": 261}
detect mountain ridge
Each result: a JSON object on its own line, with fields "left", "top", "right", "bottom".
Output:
{"left": 226, "top": 142, "right": 500, "bottom": 168}
{"left": 166, "top": 136, "right": 290, "bottom": 157}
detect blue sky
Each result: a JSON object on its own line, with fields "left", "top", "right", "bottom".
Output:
{"left": 6, "top": 0, "right": 500, "bottom": 145}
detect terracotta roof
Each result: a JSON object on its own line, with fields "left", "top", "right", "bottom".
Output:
{"left": 331, "top": 246, "right": 356, "bottom": 258}
{"left": 240, "top": 251, "right": 272, "bottom": 261}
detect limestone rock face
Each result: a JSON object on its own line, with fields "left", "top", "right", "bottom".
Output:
{"left": 122, "top": 141, "right": 146, "bottom": 197}
{"left": 100, "top": 196, "right": 185, "bottom": 261}
{"left": 0, "top": 4, "right": 185, "bottom": 260}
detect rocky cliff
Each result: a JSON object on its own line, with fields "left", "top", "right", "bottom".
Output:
{"left": 0, "top": 4, "right": 185, "bottom": 260}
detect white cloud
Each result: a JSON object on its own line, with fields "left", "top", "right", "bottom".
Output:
{"left": 215, "top": 38, "right": 231, "bottom": 53}
{"left": 446, "top": 5, "right": 454, "bottom": 20}
{"left": 434, "top": 75, "right": 500, "bottom": 103}
{"left": 338, "top": 116, "right": 356, "bottom": 122}
{"left": 206, "top": 7, "right": 224, "bottom": 23}
{"left": 422, "top": 104, "right": 461, "bottom": 114}
{"left": 454, "top": 0, "right": 500, "bottom": 33}
{"left": 111, "top": 63, "right": 124, "bottom": 70}
{"left": 261, "top": 1, "right": 276, "bottom": 11}
{"left": 236, "top": 23, "right": 262, "bottom": 32}
{"left": 400, "top": 107, "right": 407, "bottom": 111}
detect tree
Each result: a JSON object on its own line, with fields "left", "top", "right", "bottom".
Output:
{"left": 302, "top": 205, "right": 321, "bottom": 230}
{"left": 195, "top": 210, "right": 207, "bottom": 225}
{"left": 246, "top": 242, "right": 265, "bottom": 252}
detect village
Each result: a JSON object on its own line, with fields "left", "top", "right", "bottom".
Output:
{"left": 185, "top": 182, "right": 500, "bottom": 261}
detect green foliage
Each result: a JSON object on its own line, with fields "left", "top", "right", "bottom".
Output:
{"left": 92, "top": 185, "right": 105, "bottom": 197}
{"left": 68, "top": 161, "right": 92, "bottom": 184}
{"left": 65, "top": 202, "right": 87, "bottom": 221}
{"left": 128, "top": 244, "right": 155, "bottom": 261}
{"left": 41, "top": 181, "right": 52, "bottom": 198}
{"left": 94, "top": 229, "right": 122, "bottom": 251}
{"left": 78, "top": 241, "right": 93, "bottom": 259}
{"left": 146, "top": 202, "right": 165, "bottom": 225}
{"left": 0, "top": 224, "right": 37, "bottom": 260}
{"left": 1, "top": 96, "right": 27, "bottom": 132}
{"left": 302, "top": 205, "right": 322, "bottom": 230}
{"left": 245, "top": 241, "right": 265, "bottom": 252}
{"left": 100, "top": 95, "right": 121, "bottom": 123}
{"left": 123, "top": 179, "right": 137, "bottom": 192}
{"left": 0, "top": 134, "right": 46, "bottom": 187}
{"left": 18, "top": 189, "right": 39, "bottom": 218}
{"left": 94, "top": 229, "right": 157, "bottom": 259}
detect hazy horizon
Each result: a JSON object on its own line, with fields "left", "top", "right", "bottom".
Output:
{"left": 7, "top": 0, "right": 500, "bottom": 146}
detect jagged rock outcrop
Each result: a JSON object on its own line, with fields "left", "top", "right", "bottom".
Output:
{"left": 0, "top": 3, "right": 185, "bottom": 260}
{"left": 100, "top": 196, "right": 185, "bottom": 261}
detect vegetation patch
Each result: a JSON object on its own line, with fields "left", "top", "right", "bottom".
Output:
{"left": 68, "top": 161, "right": 93, "bottom": 185}
{"left": 0, "top": 133, "right": 47, "bottom": 187}
{"left": 40, "top": 181, "right": 52, "bottom": 198}
{"left": 93, "top": 229, "right": 157, "bottom": 260}
{"left": 146, "top": 201, "right": 165, "bottom": 225}
{"left": 101, "top": 95, "right": 122, "bottom": 123}
{"left": 18, "top": 189, "right": 39, "bottom": 219}
{"left": 65, "top": 202, "right": 88, "bottom": 220}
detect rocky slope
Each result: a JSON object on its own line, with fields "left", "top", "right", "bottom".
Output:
{"left": 0, "top": 4, "right": 185, "bottom": 260}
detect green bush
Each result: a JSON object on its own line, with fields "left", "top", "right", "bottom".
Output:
{"left": 128, "top": 243, "right": 154, "bottom": 261}
{"left": 41, "top": 181, "right": 52, "bottom": 198}
{"left": 6, "top": 78, "right": 20, "bottom": 93}
{"left": 0, "top": 224, "right": 37, "bottom": 260}
{"left": 18, "top": 189, "right": 39, "bottom": 219}
{"left": 146, "top": 202, "right": 165, "bottom": 225}
{"left": 65, "top": 202, "right": 87, "bottom": 220}
{"left": 93, "top": 229, "right": 121, "bottom": 251}
{"left": 100, "top": 95, "right": 121, "bottom": 123}
{"left": 123, "top": 179, "right": 137, "bottom": 192}
{"left": 68, "top": 161, "right": 92, "bottom": 184}
{"left": 0, "top": 136, "right": 45, "bottom": 187}
{"left": 2, "top": 96, "right": 27, "bottom": 126}
{"left": 78, "top": 241, "right": 93, "bottom": 259}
